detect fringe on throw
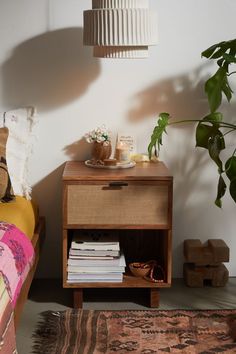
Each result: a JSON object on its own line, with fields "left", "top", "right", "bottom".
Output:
{"left": 22, "top": 106, "right": 38, "bottom": 200}
{"left": 32, "top": 311, "right": 64, "bottom": 354}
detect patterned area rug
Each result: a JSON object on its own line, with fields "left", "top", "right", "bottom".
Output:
{"left": 32, "top": 309, "right": 236, "bottom": 353}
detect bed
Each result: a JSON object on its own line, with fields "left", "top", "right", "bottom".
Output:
{"left": 0, "top": 196, "right": 45, "bottom": 353}
{"left": 14, "top": 216, "right": 45, "bottom": 325}
{"left": 0, "top": 107, "right": 44, "bottom": 353}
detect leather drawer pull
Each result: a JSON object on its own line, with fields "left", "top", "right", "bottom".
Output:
{"left": 108, "top": 182, "right": 128, "bottom": 187}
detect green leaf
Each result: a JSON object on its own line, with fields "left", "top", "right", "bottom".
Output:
{"left": 229, "top": 178, "right": 236, "bottom": 203}
{"left": 208, "top": 134, "right": 225, "bottom": 172}
{"left": 225, "top": 156, "right": 236, "bottom": 181}
{"left": 202, "top": 41, "right": 225, "bottom": 58}
{"left": 196, "top": 118, "right": 225, "bottom": 151}
{"left": 222, "top": 76, "right": 233, "bottom": 102}
{"left": 148, "top": 113, "right": 170, "bottom": 159}
{"left": 226, "top": 39, "right": 236, "bottom": 50}
{"left": 215, "top": 175, "right": 227, "bottom": 208}
{"left": 223, "top": 53, "right": 236, "bottom": 63}
{"left": 202, "top": 39, "right": 236, "bottom": 61}
{"left": 203, "top": 112, "right": 223, "bottom": 125}
{"left": 196, "top": 124, "right": 213, "bottom": 149}
{"left": 217, "top": 58, "right": 224, "bottom": 67}
{"left": 205, "top": 67, "right": 227, "bottom": 113}
{"left": 211, "top": 48, "right": 225, "bottom": 59}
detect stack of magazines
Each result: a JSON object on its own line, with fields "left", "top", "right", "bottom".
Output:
{"left": 67, "top": 232, "right": 126, "bottom": 283}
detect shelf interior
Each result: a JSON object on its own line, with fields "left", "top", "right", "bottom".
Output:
{"left": 65, "top": 229, "right": 170, "bottom": 287}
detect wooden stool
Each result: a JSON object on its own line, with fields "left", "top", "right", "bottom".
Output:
{"left": 184, "top": 263, "right": 229, "bottom": 287}
{"left": 183, "top": 239, "right": 229, "bottom": 287}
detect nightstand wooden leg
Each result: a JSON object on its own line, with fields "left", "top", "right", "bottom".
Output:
{"left": 73, "top": 289, "right": 83, "bottom": 308}
{"left": 150, "top": 288, "right": 160, "bottom": 308}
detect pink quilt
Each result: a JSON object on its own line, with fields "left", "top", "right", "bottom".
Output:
{"left": 0, "top": 221, "right": 34, "bottom": 307}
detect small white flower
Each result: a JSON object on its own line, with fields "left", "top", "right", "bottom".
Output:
{"left": 96, "top": 136, "right": 104, "bottom": 143}
{"left": 84, "top": 125, "right": 111, "bottom": 143}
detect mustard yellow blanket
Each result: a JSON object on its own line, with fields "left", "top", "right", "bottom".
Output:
{"left": 0, "top": 196, "right": 38, "bottom": 239}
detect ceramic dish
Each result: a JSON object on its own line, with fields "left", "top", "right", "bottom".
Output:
{"left": 85, "top": 160, "right": 136, "bottom": 169}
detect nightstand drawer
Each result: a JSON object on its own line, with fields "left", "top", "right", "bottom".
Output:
{"left": 66, "top": 183, "right": 170, "bottom": 227}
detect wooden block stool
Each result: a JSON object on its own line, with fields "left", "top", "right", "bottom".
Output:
{"left": 183, "top": 239, "right": 229, "bottom": 287}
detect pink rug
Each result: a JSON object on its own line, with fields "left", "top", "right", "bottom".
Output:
{"left": 32, "top": 309, "right": 236, "bottom": 353}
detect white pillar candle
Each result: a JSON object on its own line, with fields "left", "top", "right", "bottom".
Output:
{"left": 115, "top": 142, "right": 130, "bottom": 162}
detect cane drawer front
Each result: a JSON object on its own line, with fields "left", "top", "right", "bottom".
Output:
{"left": 65, "top": 182, "right": 170, "bottom": 227}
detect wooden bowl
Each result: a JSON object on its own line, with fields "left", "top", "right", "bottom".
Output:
{"left": 129, "top": 262, "right": 151, "bottom": 277}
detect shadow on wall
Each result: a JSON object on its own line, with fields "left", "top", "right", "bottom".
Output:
{"left": 63, "top": 137, "right": 91, "bottom": 161}
{"left": 1, "top": 28, "right": 100, "bottom": 111}
{"left": 127, "top": 65, "right": 210, "bottom": 122}
{"left": 32, "top": 164, "right": 65, "bottom": 278}
{"left": 128, "top": 62, "right": 236, "bottom": 123}
{"left": 170, "top": 143, "right": 212, "bottom": 276}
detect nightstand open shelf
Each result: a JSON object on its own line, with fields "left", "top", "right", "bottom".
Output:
{"left": 62, "top": 161, "right": 173, "bottom": 308}
{"left": 64, "top": 274, "right": 171, "bottom": 288}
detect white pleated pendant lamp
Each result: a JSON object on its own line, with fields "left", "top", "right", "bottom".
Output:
{"left": 83, "top": 0, "right": 158, "bottom": 58}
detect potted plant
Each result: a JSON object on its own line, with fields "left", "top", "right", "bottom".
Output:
{"left": 148, "top": 39, "right": 236, "bottom": 207}
{"left": 85, "top": 125, "right": 112, "bottom": 161}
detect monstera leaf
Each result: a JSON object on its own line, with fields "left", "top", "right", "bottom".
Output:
{"left": 148, "top": 113, "right": 170, "bottom": 159}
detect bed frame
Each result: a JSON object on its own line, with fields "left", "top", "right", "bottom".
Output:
{"left": 14, "top": 217, "right": 45, "bottom": 328}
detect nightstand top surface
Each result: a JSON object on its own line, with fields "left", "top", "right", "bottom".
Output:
{"left": 63, "top": 161, "right": 173, "bottom": 181}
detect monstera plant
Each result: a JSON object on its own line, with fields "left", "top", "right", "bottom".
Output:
{"left": 148, "top": 39, "right": 236, "bottom": 208}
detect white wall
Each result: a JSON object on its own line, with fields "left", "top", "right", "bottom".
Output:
{"left": 0, "top": 0, "right": 236, "bottom": 278}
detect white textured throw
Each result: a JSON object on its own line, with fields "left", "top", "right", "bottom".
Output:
{"left": 0, "top": 107, "right": 37, "bottom": 199}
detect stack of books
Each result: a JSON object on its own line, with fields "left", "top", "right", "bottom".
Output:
{"left": 67, "top": 233, "right": 126, "bottom": 283}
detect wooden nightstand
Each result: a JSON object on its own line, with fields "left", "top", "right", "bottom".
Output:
{"left": 62, "top": 161, "right": 173, "bottom": 308}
